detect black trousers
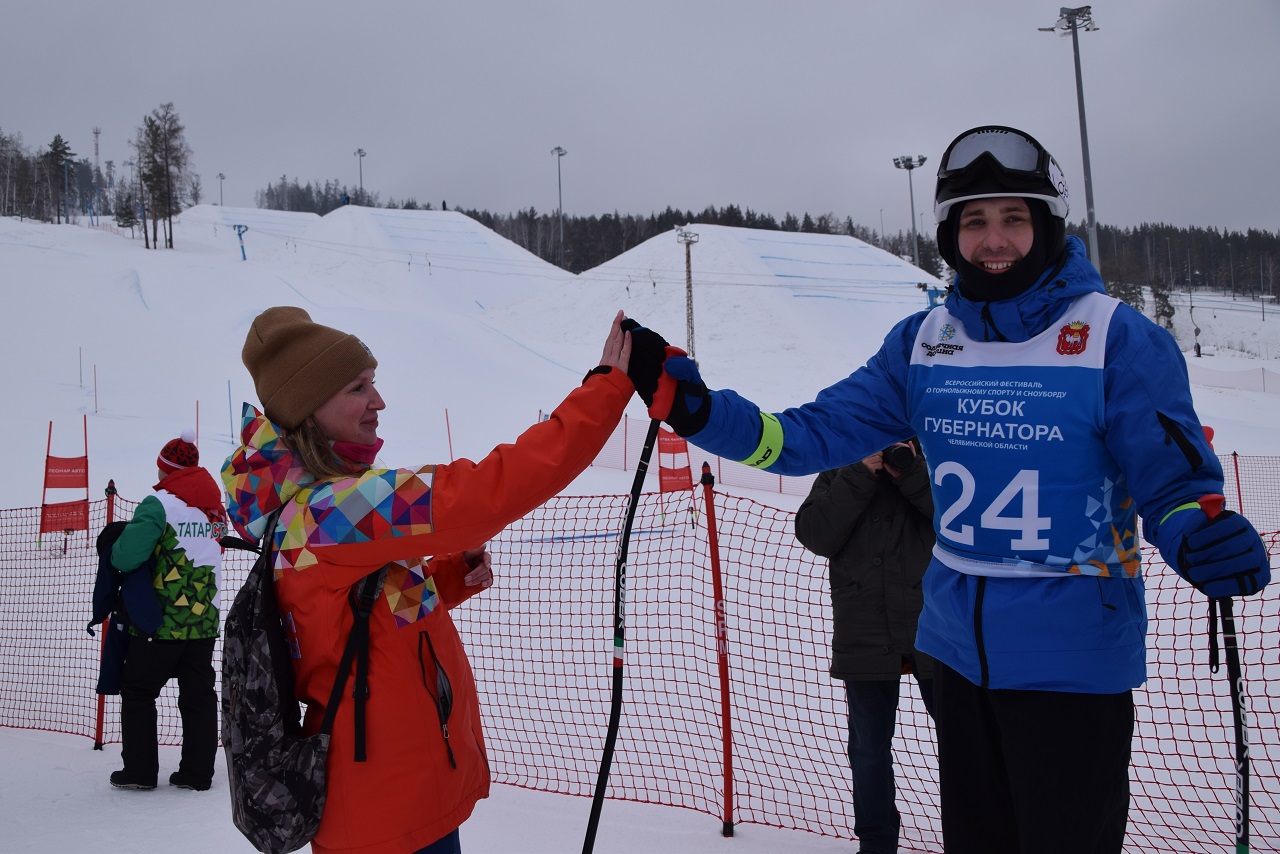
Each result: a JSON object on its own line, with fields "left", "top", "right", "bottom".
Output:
{"left": 119, "top": 636, "right": 218, "bottom": 785}
{"left": 935, "top": 662, "right": 1133, "bottom": 854}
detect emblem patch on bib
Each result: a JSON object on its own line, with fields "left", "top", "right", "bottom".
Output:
{"left": 921, "top": 323, "right": 964, "bottom": 357}
{"left": 1056, "top": 321, "right": 1090, "bottom": 356}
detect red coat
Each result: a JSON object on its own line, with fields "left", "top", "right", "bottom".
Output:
{"left": 222, "top": 368, "right": 633, "bottom": 853}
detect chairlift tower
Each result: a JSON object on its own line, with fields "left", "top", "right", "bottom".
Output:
{"left": 677, "top": 228, "right": 700, "bottom": 361}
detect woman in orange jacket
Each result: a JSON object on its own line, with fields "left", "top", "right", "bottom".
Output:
{"left": 222, "top": 306, "right": 636, "bottom": 854}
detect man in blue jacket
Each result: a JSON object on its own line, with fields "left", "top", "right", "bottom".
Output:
{"left": 622, "top": 126, "right": 1271, "bottom": 853}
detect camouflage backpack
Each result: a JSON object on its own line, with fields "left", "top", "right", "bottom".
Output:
{"left": 221, "top": 510, "right": 385, "bottom": 854}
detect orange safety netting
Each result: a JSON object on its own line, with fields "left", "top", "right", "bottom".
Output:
{"left": 2, "top": 454, "right": 1278, "bottom": 853}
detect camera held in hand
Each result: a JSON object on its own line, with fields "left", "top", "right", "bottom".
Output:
{"left": 882, "top": 443, "right": 916, "bottom": 474}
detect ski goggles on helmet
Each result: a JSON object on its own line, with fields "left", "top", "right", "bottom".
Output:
{"left": 934, "top": 125, "right": 1069, "bottom": 222}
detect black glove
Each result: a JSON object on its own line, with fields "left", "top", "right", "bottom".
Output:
{"left": 620, "top": 318, "right": 684, "bottom": 408}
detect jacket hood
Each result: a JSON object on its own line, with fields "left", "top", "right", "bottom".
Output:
{"left": 221, "top": 402, "right": 313, "bottom": 541}
{"left": 155, "top": 466, "right": 226, "bottom": 518}
{"left": 944, "top": 236, "right": 1105, "bottom": 343}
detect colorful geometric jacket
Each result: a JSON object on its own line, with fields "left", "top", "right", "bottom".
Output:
{"left": 220, "top": 367, "right": 632, "bottom": 854}
{"left": 111, "top": 465, "right": 229, "bottom": 640}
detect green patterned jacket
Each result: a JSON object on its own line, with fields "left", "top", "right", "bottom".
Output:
{"left": 110, "top": 466, "right": 228, "bottom": 640}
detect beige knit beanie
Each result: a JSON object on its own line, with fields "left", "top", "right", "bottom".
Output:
{"left": 242, "top": 306, "right": 377, "bottom": 429}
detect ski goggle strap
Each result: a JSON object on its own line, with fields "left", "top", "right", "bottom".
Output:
{"left": 940, "top": 126, "right": 1046, "bottom": 175}
{"left": 934, "top": 125, "right": 1069, "bottom": 220}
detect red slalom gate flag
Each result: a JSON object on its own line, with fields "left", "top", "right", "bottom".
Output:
{"left": 657, "top": 428, "right": 693, "bottom": 493}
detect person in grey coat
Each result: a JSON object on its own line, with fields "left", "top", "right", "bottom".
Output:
{"left": 795, "top": 439, "right": 937, "bottom": 854}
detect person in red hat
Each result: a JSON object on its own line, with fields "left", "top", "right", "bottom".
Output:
{"left": 108, "top": 429, "right": 229, "bottom": 792}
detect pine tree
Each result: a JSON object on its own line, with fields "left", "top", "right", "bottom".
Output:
{"left": 44, "top": 134, "right": 75, "bottom": 224}
{"left": 113, "top": 189, "right": 139, "bottom": 232}
{"left": 134, "top": 103, "right": 191, "bottom": 248}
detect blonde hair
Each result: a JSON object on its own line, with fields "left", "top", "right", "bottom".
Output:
{"left": 279, "top": 417, "right": 359, "bottom": 481}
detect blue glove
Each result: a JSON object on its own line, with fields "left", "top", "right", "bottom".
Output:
{"left": 1153, "top": 503, "right": 1271, "bottom": 598}
{"left": 659, "top": 355, "right": 712, "bottom": 437}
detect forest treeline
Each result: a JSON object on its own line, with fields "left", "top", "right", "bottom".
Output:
{"left": 2, "top": 103, "right": 195, "bottom": 250}
{"left": 4, "top": 112, "right": 1278, "bottom": 330}
{"left": 251, "top": 174, "right": 1280, "bottom": 330}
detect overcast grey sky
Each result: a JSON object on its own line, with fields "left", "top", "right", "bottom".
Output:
{"left": 6, "top": 1, "right": 1278, "bottom": 235}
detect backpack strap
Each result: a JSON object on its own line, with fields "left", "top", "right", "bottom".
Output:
{"left": 257, "top": 503, "right": 385, "bottom": 762}
{"left": 316, "top": 565, "right": 388, "bottom": 762}
{"left": 253, "top": 510, "right": 283, "bottom": 580}
{"left": 349, "top": 569, "right": 385, "bottom": 761}
{"left": 219, "top": 535, "right": 262, "bottom": 554}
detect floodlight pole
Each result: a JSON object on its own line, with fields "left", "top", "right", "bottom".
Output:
{"left": 552, "top": 146, "right": 567, "bottom": 268}
{"left": 1040, "top": 5, "right": 1101, "bottom": 272}
{"left": 216, "top": 173, "right": 225, "bottom": 206}
{"left": 893, "top": 155, "right": 926, "bottom": 267}
{"left": 354, "top": 148, "right": 366, "bottom": 200}
{"left": 677, "top": 228, "right": 700, "bottom": 361}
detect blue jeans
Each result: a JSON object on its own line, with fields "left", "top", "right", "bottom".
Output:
{"left": 412, "top": 829, "right": 461, "bottom": 854}
{"left": 845, "top": 670, "right": 935, "bottom": 854}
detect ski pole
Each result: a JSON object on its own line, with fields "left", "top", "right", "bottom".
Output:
{"left": 1199, "top": 494, "right": 1251, "bottom": 853}
{"left": 582, "top": 417, "right": 660, "bottom": 854}
{"left": 1219, "top": 595, "right": 1251, "bottom": 854}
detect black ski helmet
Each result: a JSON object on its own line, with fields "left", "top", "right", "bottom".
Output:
{"left": 935, "top": 125, "right": 1069, "bottom": 222}
{"left": 934, "top": 126, "right": 1069, "bottom": 271}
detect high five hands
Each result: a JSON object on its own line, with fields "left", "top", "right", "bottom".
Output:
{"left": 620, "top": 319, "right": 712, "bottom": 437}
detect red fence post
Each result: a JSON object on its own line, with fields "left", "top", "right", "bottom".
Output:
{"left": 93, "top": 481, "right": 117, "bottom": 750}
{"left": 700, "top": 462, "right": 735, "bottom": 837}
